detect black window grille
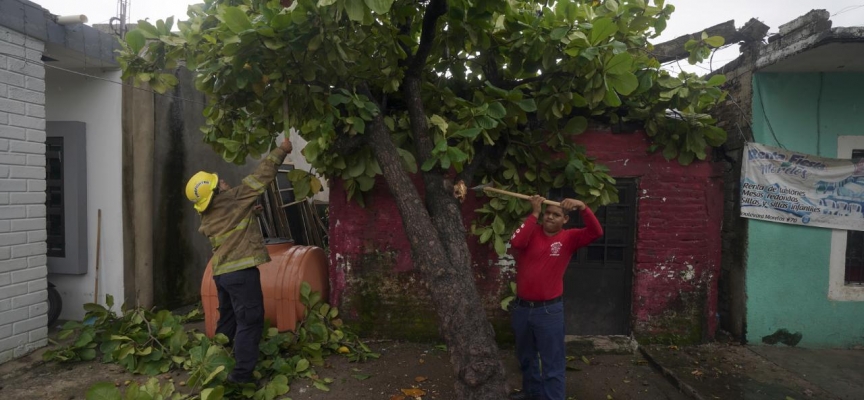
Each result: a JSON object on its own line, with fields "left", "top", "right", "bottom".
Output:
{"left": 844, "top": 149, "right": 864, "bottom": 284}
{"left": 553, "top": 183, "right": 635, "bottom": 266}
{"left": 46, "top": 137, "right": 65, "bottom": 258}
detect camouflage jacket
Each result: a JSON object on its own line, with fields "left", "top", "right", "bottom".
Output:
{"left": 199, "top": 147, "right": 288, "bottom": 276}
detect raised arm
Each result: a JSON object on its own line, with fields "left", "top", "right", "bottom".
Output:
{"left": 510, "top": 195, "right": 544, "bottom": 249}
{"left": 232, "top": 138, "right": 293, "bottom": 204}
{"left": 567, "top": 202, "right": 603, "bottom": 249}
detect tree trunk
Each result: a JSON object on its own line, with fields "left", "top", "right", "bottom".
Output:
{"left": 365, "top": 97, "right": 508, "bottom": 399}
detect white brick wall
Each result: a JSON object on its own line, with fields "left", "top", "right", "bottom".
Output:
{"left": 0, "top": 28, "right": 46, "bottom": 364}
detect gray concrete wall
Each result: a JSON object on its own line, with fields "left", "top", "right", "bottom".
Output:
{"left": 0, "top": 28, "right": 48, "bottom": 363}
{"left": 151, "top": 68, "right": 255, "bottom": 310}
{"left": 713, "top": 46, "right": 760, "bottom": 342}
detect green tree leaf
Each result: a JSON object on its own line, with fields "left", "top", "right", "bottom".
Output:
{"left": 267, "top": 375, "right": 290, "bottom": 395}
{"left": 344, "top": 0, "right": 367, "bottom": 22}
{"left": 363, "top": 0, "right": 394, "bottom": 14}
{"left": 85, "top": 382, "right": 121, "bottom": 400}
{"left": 678, "top": 150, "right": 695, "bottom": 165}
{"left": 517, "top": 99, "right": 537, "bottom": 112}
{"left": 604, "top": 53, "right": 633, "bottom": 75}
{"left": 563, "top": 116, "right": 588, "bottom": 135}
{"left": 662, "top": 142, "right": 678, "bottom": 160}
{"left": 135, "top": 21, "right": 160, "bottom": 38}
{"left": 492, "top": 216, "right": 506, "bottom": 234}
{"left": 704, "top": 36, "right": 725, "bottom": 47}
{"left": 79, "top": 348, "right": 97, "bottom": 361}
{"left": 397, "top": 148, "right": 418, "bottom": 173}
{"left": 590, "top": 17, "right": 618, "bottom": 45}
{"left": 550, "top": 26, "right": 570, "bottom": 41}
{"left": 706, "top": 74, "right": 726, "bottom": 87}
{"left": 487, "top": 102, "right": 507, "bottom": 119}
{"left": 493, "top": 235, "right": 506, "bottom": 255}
{"left": 454, "top": 128, "right": 482, "bottom": 139}
{"left": 604, "top": 88, "right": 622, "bottom": 106}
{"left": 607, "top": 72, "right": 638, "bottom": 95}
{"left": 201, "top": 386, "right": 225, "bottom": 400}
{"left": 221, "top": 7, "right": 253, "bottom": 34}
{"left": 296, "top": 358, "right": 310, "bottom": 373}
{"left": 125, "top": 30, "right": 145, "bottom": 54}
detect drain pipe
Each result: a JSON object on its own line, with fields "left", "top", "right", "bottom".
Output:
{"left": 56, "top": 15, "right": 89, "bottom": 25}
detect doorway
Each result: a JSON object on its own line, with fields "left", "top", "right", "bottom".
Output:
{"left": 557, "top": 180, "right": 636, "bottom": 335}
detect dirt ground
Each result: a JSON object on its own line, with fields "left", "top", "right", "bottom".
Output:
{"left": 0, "top": 338, "right": 686, "bottom": 400}
{"left": 0, "top": 317, "right": 687, "bottom": 400}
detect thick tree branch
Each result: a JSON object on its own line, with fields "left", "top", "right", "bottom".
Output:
{"left": 456, "top": 142, "right": 497, "bottom": 188}
{"left": 407, "top": 0, "right": 448, "bottom": 77}
{"left": 330, "top": 132, "right": 366, "bottom": 156}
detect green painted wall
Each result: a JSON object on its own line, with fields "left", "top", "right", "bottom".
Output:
{"left": 748, "top": 72, "right": 864, "bottom": 348}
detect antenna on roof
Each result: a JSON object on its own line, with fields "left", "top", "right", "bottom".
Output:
{"left": 109, "top": 0, "right": 130, "bottom": 38}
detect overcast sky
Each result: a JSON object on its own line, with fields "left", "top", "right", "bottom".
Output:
{"left": 32, "top": 0, "right": 864, "bottom": 72}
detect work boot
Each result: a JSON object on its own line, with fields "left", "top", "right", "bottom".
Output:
{"left": 227, "top": 372, "right": 255, "bottom": 385}
{"left": 508, "top": 390, "right": 540, "bottom": 400}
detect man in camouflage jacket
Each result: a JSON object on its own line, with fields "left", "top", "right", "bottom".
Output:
{"left": 185, "top": 138, "right": 292, "bottom": 384}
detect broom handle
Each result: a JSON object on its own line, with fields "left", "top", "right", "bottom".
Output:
{"left": 482, "top": 187, "right": 561, "bottom": 207}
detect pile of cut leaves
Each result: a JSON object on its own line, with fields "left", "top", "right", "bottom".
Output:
{"left": 43, "top": 283, "right": 378, "bottom": 400}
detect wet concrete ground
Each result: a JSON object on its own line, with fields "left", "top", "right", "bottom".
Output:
{"left": 642, "top": 342, "right": 864, "bottom": 400}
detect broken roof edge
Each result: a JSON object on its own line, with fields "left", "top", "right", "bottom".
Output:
{"left": 703, "top": 10, "right": 864, "bottom": 79}
{"left": 754, "top": 10, "right": 864, "bottom": 71}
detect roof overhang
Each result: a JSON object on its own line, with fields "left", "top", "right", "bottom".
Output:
{"left": 0, "top": 0, "right": 121, "bottom": 70}
{"left": 757, "top": 25, "right": 864, "bottom": 73}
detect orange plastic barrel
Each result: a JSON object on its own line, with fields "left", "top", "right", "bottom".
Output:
{"left": 200, "top": 239, "right": 329, "bottom": 338}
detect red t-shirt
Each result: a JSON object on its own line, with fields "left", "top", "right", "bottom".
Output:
{"left": 509, "top": 210, "right": 603, "bottom": 301}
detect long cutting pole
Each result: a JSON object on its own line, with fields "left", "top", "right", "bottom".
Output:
{"left": 482, "top": 187, "right": 561, "bottom": 207}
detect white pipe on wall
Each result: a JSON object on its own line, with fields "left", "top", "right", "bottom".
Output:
{"left": 56, "top": 15, "right": 89, "bottom": 25}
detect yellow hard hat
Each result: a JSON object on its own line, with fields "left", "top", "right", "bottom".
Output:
{"left": 185, "top": 171, "right": 219, "bottom": 213}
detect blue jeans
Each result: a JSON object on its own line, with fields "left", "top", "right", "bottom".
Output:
{"left": 214, "top": 267, "right": 264, "bottom": 381}
{"left": 511, "top": 300, "right": 565, "bottom": 400}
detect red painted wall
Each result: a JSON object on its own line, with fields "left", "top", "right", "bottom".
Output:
{"left": 573, "top": 128, "right": 724, "bottom": 341}
{"left": 328, "top": 128, "right": 724, "bottom": 341}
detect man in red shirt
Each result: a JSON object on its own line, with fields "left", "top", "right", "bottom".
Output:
{"left": 509, "top": 195, "right": 603, "bottom": 400}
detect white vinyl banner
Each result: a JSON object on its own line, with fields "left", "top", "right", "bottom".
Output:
{"left": 741, "top": 142, "right": 864, "bottom": 231}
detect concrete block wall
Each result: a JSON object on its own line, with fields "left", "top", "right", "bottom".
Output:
{"left": 0, "top": 28, "right": 48, "bottom": 363}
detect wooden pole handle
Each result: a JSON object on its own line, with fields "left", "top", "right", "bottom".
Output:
{"left": 482, "top": 187, "right": 561, "bottom": 207}
{"left": 94, "top": 209, "right": 102, "bottom": 304}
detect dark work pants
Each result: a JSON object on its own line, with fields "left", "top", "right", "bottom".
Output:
{"left": 214, "top": 267, "right": 264, "bottom": 381}
{"left": 511, "top": 301, "right": 566, "bottom": 400}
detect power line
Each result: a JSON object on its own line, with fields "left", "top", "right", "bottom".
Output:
{"left": 0, "top": 49, "right": 209, "bottom": 107}
{"left": 754, "top": 79, "right": 786, "bottom": 149}
{"left": 832, "top": 4, "right": 864, "bottom": 17}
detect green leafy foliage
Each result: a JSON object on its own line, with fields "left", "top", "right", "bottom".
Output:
{"left": 684, "top": 31, "right": 726, "bottom": 65}
{"left": 50, "top": 289, "right": 377, "bottom": 400}
{"left": 118, "top": 0, "right": 728, "bottom": 255}
{"left": 86, "top": 378, "right": 189, "bottom": 400}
